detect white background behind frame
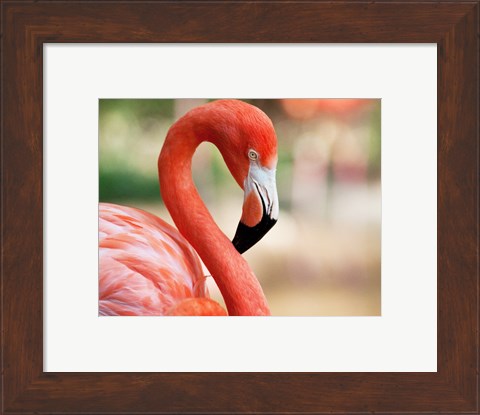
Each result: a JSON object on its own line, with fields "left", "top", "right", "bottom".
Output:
{"left": 44, "top": 44, "right": 437, "bottom": 372}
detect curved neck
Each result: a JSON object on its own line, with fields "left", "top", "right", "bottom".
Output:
{"left": 158, "top": 118, "right": 270, "bottom": 316}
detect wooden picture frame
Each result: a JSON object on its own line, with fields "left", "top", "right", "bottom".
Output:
{"left": 1, "top": 1, "right": 478, "bottom": 413}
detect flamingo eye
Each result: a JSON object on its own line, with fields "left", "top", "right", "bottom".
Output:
{"left": 248, "top": 150, "right": 258, "bottom": 161}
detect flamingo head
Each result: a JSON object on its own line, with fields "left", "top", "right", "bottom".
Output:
{"left": 203, "top": 100, "right": 279, "bottom": 254}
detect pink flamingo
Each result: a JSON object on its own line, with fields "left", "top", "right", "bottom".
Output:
{"left": 99, "top": 100, "right": 279, "bottom": 316}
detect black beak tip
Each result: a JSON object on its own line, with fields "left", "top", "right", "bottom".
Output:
{"left": 232, "top": 215, "right": 277, "bottom": 254}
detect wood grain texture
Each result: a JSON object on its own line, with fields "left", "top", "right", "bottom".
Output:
{"left": 1, "top": 1, "right": 478, "bottom": 414}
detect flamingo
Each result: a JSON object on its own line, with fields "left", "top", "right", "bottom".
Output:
{"left": 99, "top": 100, "right": 279, "bottom": 316}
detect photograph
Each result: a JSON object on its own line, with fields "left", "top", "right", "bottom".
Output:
{"left": 99, "top": 98, "right": 381, "bottom": 316}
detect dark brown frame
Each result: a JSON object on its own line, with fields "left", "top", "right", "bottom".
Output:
{"left": 1, "top": 1, "right": 478, "bottom": 414}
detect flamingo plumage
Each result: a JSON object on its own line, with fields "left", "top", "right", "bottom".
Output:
{"left": 99, "top": 100, "right": 279, "bottom": 316}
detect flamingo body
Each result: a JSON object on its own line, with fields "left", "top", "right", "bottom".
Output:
{"left": 99, "top": 203, "right": 225, "bottom": 315}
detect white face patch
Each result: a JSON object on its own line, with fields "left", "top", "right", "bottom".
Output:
{"left": 244, "top": 163, "right": 279, "bottom": 220}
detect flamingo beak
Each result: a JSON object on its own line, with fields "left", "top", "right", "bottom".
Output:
{"left": 232, "top": 165, "right": 278, "bottom": 254}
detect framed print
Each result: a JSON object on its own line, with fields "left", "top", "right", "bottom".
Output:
{"left": 1, "top": 1, "right": 478, "bottom": 414}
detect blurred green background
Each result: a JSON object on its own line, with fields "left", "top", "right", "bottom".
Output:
{"left": 99, "top": 99, "right": 381, "bottom": 316}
